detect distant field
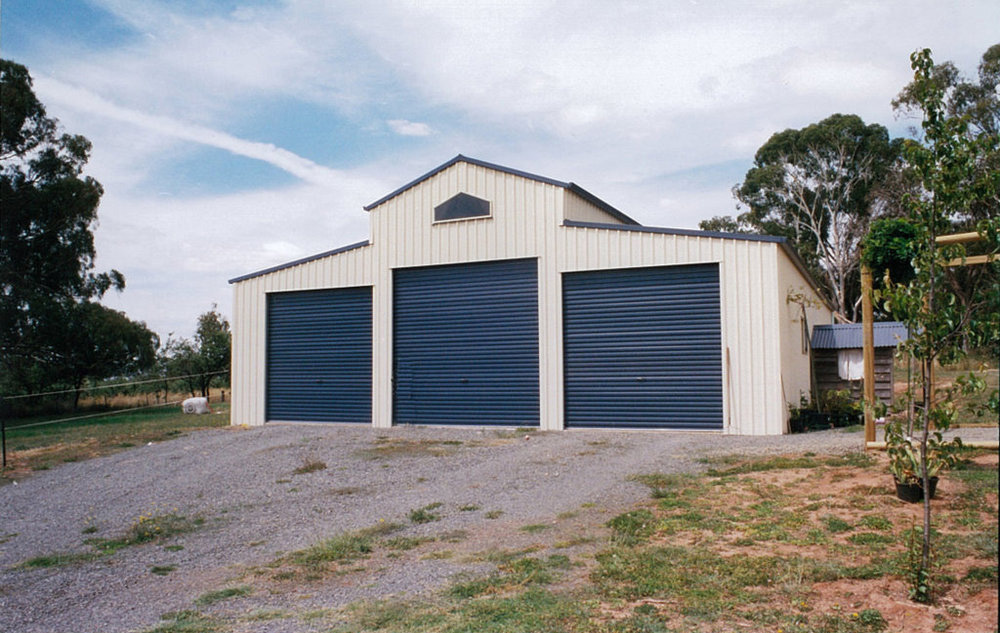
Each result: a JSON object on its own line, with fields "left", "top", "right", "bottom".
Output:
{"left": 2, "top": 403, "right": 229, "bottom": 482}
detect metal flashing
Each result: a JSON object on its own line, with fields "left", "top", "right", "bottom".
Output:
{"left": 228, "top": 240, "right": 369, "bottom": 284}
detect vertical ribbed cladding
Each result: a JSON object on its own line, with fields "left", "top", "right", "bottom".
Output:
{"left": 266, "top": 287, "right": 372, "bottom": 423}
{"left": 393, "top": 258, "right": 540, "bottom": 426}
{"left": 562, "top": 263, "right": 723, "bottom": 429}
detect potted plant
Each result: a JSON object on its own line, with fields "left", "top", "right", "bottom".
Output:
{"left": 885, "top": 420, "right": 961, "bottom": 503}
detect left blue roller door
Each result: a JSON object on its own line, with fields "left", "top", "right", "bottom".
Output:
{"left": 266, "top": 287, "right": 372, "bottom": 423}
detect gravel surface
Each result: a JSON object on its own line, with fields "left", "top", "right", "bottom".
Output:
{"left": 1, "top": 423, "right": 996, "bottom": 633}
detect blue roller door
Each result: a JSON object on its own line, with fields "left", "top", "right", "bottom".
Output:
{"left": 394, "top": 259, "right": 539, "bottom": 426}
{"left": 563, "top": 264, "right": 723, "bottom": 429}
{"left": 267, "top": 287, "right": 372, "bottom": 423}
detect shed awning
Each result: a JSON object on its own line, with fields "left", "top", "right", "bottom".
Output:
{"left": 811, "top": 322, "right": 909, "bottom": 350}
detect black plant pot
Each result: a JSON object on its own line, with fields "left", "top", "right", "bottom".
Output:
{"left": 894, "top": 476, "right": 938, "bottom": 503}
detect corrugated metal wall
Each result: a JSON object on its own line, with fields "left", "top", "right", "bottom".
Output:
{"left": 230, "top": 159, "right": 832, "bottom": 434}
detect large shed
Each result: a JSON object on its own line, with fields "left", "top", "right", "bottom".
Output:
{"left": 230, "top": 156, "right": 833, "bottom": 435}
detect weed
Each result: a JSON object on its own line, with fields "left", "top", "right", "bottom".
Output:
{"left": 484, "top": 509, "right": 503, "bottom": 519}
{"left": 287, "top": 522, "right": 403, "bottom": 571}
{"left": 823, "top": 515, "right": 853, "bottom": 533}
{"left": 242, "top": 609, "right": 287, "bottom": 622}
{"left": 163, "top": 545, "right": 185, "bottom": 552}
{"left": 607, "top": 509, "right": 656, "bottom": 545}
{"left": 520, "top": 523, "right": 550, "bottom": 533}
{"left": 383, "top": 536, "right": 431, "bottom": 551}
{"left": 858, "top": 515, "right": 893, "bottom": 531}
{"left": 19, "top": 552, "right": 97, "bottom": 568}
{"left": 150, "top": 565, "right": 177, "bottom": 576}
{"left": 329, "top": 486, "right": 363, "bottom": 496}
{"left": 408, "top": 502, "right": 443, "bottom": 524}
{"left": 293, "top": 459, "right": 327, "bottom": 475}
{"left": 81, "top": 525, "right": 98, "bottom": 535}
{"left": 195, "top": 585, "right": 252, "bottom": 606}
{"left": 142, "top": 610, "right": 221, "bottom": 633}
{"left": 458, "top": 504, "right": 480, "bottom": 511}
{"left": 847, "top": 532, "right": 895, "bottom": 545}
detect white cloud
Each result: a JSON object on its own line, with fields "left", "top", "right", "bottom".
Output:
{"left": 34, "top": 76, "right": 350, "bottom": 189}
{"left": 387, "top": 119, "right": 433, "bottom": 136}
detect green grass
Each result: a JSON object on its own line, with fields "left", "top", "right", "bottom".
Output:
{"left": 2, "top": 404, "right": 229, "bottom": 481}
{"left": 408, "top": 502, "right": 443, "bottom": 524}
{"left": 150, "top": 565, "right": 177, "bottom": 576}
{"left": 20, "top": 552, "right": 98, "bottom": 568}
{"left": 519, "top": 523, "right": 551, "bottom": 534}
{"left": 19, "top": 511, "right": 205, "bottom": 569}
{"left": 141, "top": 610, "right": 222, "bottom": 633}
{"left": 283, "top": 522, "right": 404, "bottom": 573}
{"left": 194, "top": 585, "right": 252, "bottom": 606}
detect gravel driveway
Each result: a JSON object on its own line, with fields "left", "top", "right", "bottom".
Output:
{"left": 1, "top": 423, "right": 996, "bottom": 633}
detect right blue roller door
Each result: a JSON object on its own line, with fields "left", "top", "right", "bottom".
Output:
{"left": 563, "top": 264, "right": 723, "bottom": 429}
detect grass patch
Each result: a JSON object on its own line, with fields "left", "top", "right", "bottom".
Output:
{"left": 19, "top": 552, "right": 98, "bottom": 568}
{"left": 283, "top": 522, "right": 404, "bottom": 574}
{"left": 458, "top": 504, "right": 480, "bottom": 512}
{"left": 328, "top": 450, "right": 997, "bottom": 632}
{"left": 520, "top": 523, "right": 551, "bottom": 533}
{"left": 150, "top": 565, "right": 177, "bottom": 576}
{"left": 484, "top": 509, "right": 503, "bottom": 519}
{"left": 360, "top": 438, "right": 466, "bottom": 459}
{"left": 2, "top": 404, "right": 229, "bottom": 482}
{"left": 408, "top": 502, "right": 443, "bottom": 524}
{"left": 292, "top": 459, "right": 327, "bottom": 475}
{"left": 142, "top": 610, "right": 221, "bottom": 633}
{"left": 607, "top": 509, "right": 656, "bottom": 545}
{"left": 195, "top": 585, "right": 252, "bottom": 606}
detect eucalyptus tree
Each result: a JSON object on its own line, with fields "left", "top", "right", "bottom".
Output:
{"left": 733, "top": 114, "right": 901, "bottom": 322}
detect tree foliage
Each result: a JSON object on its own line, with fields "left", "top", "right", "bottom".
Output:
{"left": 162, "top": 307, "right": 232, "bottom": 397}
{"left": 733, "top": 113, "right": 901, "bottom": 321}
{"left": 0, "top": 59, "right": 153, "bottom": 397}
{"left": 879, "top": 48, "right": 1000, "bottom": 603}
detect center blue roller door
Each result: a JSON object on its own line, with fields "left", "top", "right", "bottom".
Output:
{"left": 563, "top": 264, "right": 723, "bottom": 429}
{"left": 267, "top": 287, "right": 372, "bottom": 423}
{"left": 394, "top": 259, "right": 540, "bottom": 426}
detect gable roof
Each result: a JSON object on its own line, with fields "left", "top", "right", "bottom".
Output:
{"left": 363, "top": 155, "right": 640, "bottom": 226}
{"left": 811, "top": 322, "right": 910, "bottom": 350}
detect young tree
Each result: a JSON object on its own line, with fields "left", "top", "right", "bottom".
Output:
{"left": 734, "top": 114, "right": 901, "bottom": 321}
{"left": 881, "top": 48, "right": 1000, "bottom": 603}
{"left": 0, "top": 59, "right": 125, "bottom": 394}
{"left": 163, "top": 307, "right": 232, "bottom": 397}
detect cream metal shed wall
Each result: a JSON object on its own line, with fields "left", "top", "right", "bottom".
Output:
{"left": 776, "top": 249, "right": 836, "bottom": 430}
{"left": 230, "top": 243, "right": 374, "bottom": 426}
{"left": 231, "top": 157, "right": 829, "bottom": 435}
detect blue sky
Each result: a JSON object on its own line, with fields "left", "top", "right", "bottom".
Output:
{"left": 1, "top": 0, "right": 997, "bottom": 340}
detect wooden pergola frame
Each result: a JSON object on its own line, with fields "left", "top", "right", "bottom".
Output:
{"left": 862, "top": 231, "right": 998, "bottom": 450}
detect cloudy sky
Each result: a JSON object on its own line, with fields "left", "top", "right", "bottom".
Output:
{"left": 2, "top": 0, "right": 997, "bottom": 340}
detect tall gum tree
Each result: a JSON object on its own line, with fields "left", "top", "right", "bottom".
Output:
{"left": 733, "top": 114, "right": 901, "bottom": 322}
{"left": 1, "top": 59, "right": 154, "bottom": 397}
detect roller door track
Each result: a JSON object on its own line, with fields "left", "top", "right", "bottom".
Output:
{"left": 266, "top": 287, "right": 372, "bottom": 423}
{"left": 394, "top": 259, "right": 540, "bottom": 426}
{"left": 563, "top": 264, "right": 723, "bottom": 429}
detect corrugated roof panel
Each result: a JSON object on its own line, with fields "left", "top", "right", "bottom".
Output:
{"left": 811, "top": 322, "right": 909, "bottom": 349}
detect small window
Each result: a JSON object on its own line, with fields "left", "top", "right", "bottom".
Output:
{"left": 434, "top": 193, "right": 491, "bottom": 222}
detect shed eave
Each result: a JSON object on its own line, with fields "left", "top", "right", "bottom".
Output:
{"left": 228, "top": 240, "right": 370, "bottom": 284}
